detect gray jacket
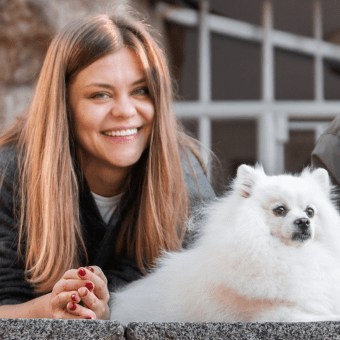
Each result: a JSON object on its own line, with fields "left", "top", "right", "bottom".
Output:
{"left": 312, "top": 115, "right": 340, "bottom": 187}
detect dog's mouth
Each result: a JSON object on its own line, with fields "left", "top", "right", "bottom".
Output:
{"left": 291, "top": 230, "right": 312, "bottom": 242}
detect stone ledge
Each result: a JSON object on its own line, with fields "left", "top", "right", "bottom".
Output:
{"left": 1, "top": 319, "right": 340, "bottom": 339}
{"left": 0, "top": 318, "right": 125, "bottom": 340}
{"left": 127, "top": 321, "right": 340, "bottom": 340}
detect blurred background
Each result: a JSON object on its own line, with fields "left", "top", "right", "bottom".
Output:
{"left": 1, "top": 0, "right": 340, "bottom": 195}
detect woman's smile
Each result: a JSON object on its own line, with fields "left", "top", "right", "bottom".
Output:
{"left": 101, "top": 126, "right": 140, "bottom": 143}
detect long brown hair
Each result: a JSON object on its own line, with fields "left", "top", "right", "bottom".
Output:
{"left": 0, "top": 11, "right": 204, "bottom": 292}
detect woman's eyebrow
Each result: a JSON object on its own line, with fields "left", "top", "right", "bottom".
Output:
{"left": 132, "top": 78, "right": 146, "bottom": 85}
{"left": 85, "top": 83, "right": 112, "bottom": 89}
{"left": 85, "top": 78, "right": 146, "bottom": 89}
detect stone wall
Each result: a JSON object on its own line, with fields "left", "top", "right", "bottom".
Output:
{"left": 0, "top": 0, "right": 149, "bottom": 129}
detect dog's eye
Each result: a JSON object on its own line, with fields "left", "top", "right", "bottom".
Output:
{"left": 273, "top": 206, "right": 287, "bottom": 216}
{"left": 305, "top": 207, "right": 314, "bottom": 218}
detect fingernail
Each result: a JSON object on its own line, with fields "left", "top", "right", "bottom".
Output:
{"left": 69, "top": 303, "right": 77, "bottom": 311}
{"left": 85, "top": 316, "right": 92, "bottom": 319}
{"left": 71, "top": 294, "right": 77, "bottom": 301}
{"left": 82, "top": 288, "right": 88, "bottom": 297}
{"left": 86, "top": 266, "right": 94, "bottom": 272}
{"left": 78, "top": 268, "right": 86, "bottom": 276}
{"left": 85, "top": 282, "right": 93, "bottom": 290}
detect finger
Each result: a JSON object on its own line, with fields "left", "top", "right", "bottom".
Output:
{"left": 78, "top": 287, "right": 93, "bottom": 309}
{"left": 61, "top": 269, "right": 80, "bottom": 280}
{"left": 51, "top": 290, "right": 81, "bottom": 312}
{"left": 53, "top": 278, "right": 89, "bottom": 295}
{"left": 85, "top": 266, "right": 95, "bottom": 273}
{"left": 78, "top": 287, "right": 107, "bottom": 320}
{"left": 62, "top": 267, "right": 106, "bottom": 285}
{"left": 55, "top": 312, "right": 93, "bottom": 320}
{"left": 86, "top": 266, "right": 108, "bottom": 286}
{"left": 51, "top": 296, "right": 87, "bottom": 320}
{"left": 77, "top": 268, "right": 109, "bottom": 301}
{"left": 78, "top": 287, "right": 98, "bottom": 311}
{"left": 78, "top": 266, "right": 107, "bottom": 286}
{"left": 67, "top": 302, "right": 96, "bottom": 320}
{"left": 70, "top": 292, "right": 81, "bottom": 304}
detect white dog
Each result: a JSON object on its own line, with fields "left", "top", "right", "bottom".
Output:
{"left": 110, "top": 165, "right": 340, "bottom": 324}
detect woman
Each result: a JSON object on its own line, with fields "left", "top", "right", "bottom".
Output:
{"left": 0, "top": 12, "right": 215, "bottom": 319}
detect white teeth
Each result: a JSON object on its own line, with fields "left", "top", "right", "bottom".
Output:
{"left": 103, "top": 128, "right": 138, "bottom": 137}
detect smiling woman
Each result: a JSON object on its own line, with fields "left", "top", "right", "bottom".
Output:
{"left": 0, "top": 9, "right": 215, "bottom": 320}
{"left": 69, "top": 48, "right": 155, "bottom": 197}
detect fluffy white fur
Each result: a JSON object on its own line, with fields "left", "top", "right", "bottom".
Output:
{"left": 110, "top": 165, "right": 340, "bottom": 324}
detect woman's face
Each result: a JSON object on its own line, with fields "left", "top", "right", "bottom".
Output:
{"left": 68, "top": 47, "right": 155, "bottom": 185}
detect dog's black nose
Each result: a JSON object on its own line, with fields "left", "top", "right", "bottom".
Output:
{"left": 294, "top": 218, "right": 310, "bottom": 231}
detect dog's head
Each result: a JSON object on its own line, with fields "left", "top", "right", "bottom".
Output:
{"left": 233, "top": 164, "right": 333, "bottom": 247}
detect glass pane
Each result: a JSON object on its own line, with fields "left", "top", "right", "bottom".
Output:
{"left": 275, "top": 48, "right": 314, "bottom": 100}
{"left": 212, "top": 34, "right": 261, "bottom": 100}
{"left": 274, "top": 0, "right": 313, "bottom": 37}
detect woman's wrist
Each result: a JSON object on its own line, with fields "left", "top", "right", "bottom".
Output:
{"left": 0, "top": 293, "right": 53, "bottom": 319}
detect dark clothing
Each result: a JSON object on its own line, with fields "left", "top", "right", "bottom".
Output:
{"left": 0, "top": 146, "right": 215, "bottom": 305}
{"left": 311, "top": 115, "right": 340, "bottom": 187}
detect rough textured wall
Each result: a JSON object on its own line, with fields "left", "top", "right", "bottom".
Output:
{"left": 0, "top": 0, "right": 150, "bottom": 128}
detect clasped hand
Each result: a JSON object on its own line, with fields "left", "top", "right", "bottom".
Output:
{"left": 50, "top": 266, "right": 110, "bottom": 319}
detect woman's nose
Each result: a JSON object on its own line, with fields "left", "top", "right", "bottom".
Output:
{"left": 111, "top": 96, "right": 137, "bottom": 118}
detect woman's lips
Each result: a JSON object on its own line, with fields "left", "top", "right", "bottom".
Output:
{"left": 103, "top": 128, "right": 139, "bottom": 144}
{"left": 103, "top": 128, "right": 138, "bottom": 137}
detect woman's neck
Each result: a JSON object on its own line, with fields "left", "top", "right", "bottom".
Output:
{"left": 81, "top": 162, "right": 132, "bottom": 197}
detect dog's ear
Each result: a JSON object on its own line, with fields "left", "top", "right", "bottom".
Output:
{"left": 309, "top": 168, "right": 330, "bottom": 195}
{"left": 235, "top": 164, "right": 264, "bottom": 198}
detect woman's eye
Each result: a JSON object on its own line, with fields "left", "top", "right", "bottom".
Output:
{"left": 90, "top": 92, "right": 110, "bottom": 99}
{"left": 305, "top": 207, "right": 314, "bottom": 218}
{"left": 133, "top": 87, "right": 149, "bottom": 96}
{"left": 273, "top": 206, "right": 287, "bottom": 216}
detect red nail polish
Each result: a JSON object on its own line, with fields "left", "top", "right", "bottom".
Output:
{"left": 83, "top": 288, "right": 88, "bottom": 297}
{"left": 85, "top": 316, "right": 92, "bottom": 319}
{"left": 85, "top": 282, "right": 93, "bottom": 290}
{"left": 78, "top": 268, "right": 86, "bottom": 276}
{"left": 71, "top": 294, "right": 77, "bottom": 301}
{"left": 69, "top": 303, "right": 77, "bottom": 311}
{"left": 86, "top": 266, "right": 94, "bottom": 272}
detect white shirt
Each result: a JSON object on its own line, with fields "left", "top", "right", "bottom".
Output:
{"left": 91, "top": 192, "right": 122, "bottom": 224}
